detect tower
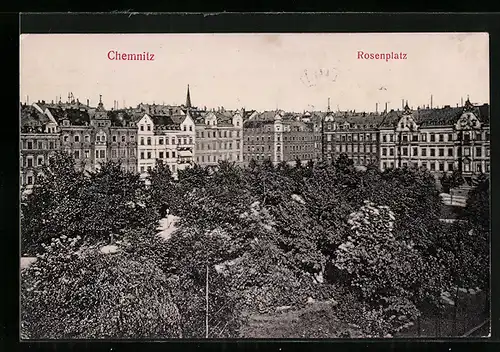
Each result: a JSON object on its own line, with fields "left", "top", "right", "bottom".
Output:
{"left": 186, "top": 84, "right": 192, "bottom": 108}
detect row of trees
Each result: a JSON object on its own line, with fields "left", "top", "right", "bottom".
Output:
{"left": 20, "top": 152, "right": 490, "bottom": 338}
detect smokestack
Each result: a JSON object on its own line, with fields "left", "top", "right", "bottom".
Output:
{"left": 385, "top": 102, "right": 388, "bottom": 112}
{"left": 431, "top": 95, "right": 433, "bottom": 109}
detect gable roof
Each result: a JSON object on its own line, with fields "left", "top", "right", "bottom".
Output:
{"left": 47, "top": 107, "right": 91, "bottom": 126}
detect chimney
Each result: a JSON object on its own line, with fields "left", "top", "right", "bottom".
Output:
{"left": 376, "top": 103, "right": 378, "bottom": 114}
{"left": 385, "top": 102, "right": 388, "bottom": 112}
{"left": 461, "top": 97, "right": 464, "bottom": 106}
{"left": 431, "top": 95, "right": 433, "bottom": 109}
{"left": 87, "top": 99, "right": 89, "bottom": 106}
{"left": 402, "top": 99, "right": 404, "bottom": 109}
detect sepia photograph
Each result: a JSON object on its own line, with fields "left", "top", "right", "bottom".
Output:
{"left": 19, "top": 32, "right": 490, "bottom": 339}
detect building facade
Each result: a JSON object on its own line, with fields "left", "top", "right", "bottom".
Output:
{"left": 136, "top": 112, "right": 196, "bottom": 178}
{"left": 243, "top": 111, "right": 316, "bottom": 166}
{"left": 194, "top": 109, "right": 244, "bottom": 166}
{"left": 20, "top": 104, "right": 61, "bottom": 191}
{"left": 379, "top": 100, "right": 490, "bottom": 184}
{"left": 321, "top": 110, "right": 382, "bottom": 166}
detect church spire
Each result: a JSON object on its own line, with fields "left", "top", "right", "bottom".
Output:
{"left": 403, "top": 100, "right": 411, "bottom": 114}
{"left": 186, "top": 84, "right": 192, "bottom": 108}
{"left": 463, "top": 95, "right": 474, "bottom": 112}
{"left": 327, "top": 97, "right": 331, "bottom": 113}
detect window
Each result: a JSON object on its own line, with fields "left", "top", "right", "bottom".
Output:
{"left": 189, "top": 137, "right": 193, "bottom": 145}
{"left": 64, "top": 135, "right": 69, "bottom": 142}
{"left": 382, "top": 148, "right": 387, "bottom": 156}
{"left": 389, "top": 135, "right": 394, "bottom": 142}
{"left": 140, "top": 152, "right": 145, "bottom": 159}
{"left": 141, "top": 166, "right": 145, "bottom": 173}
{"left": 430, "top": 134, "right": 435, "bottom": 142}
{"left": 159, "top": 138, "right": 164, "bottom": 145}
{"left": 37, "top": 156, "right": 44, "bottom": 165}
{"left": 172, "top": 151, "right": 176, "bottom": 158}
{"left": 27, "top": 176, "right": 33, "bottom": 185}
{"left": 74, "top": 150, "right": 80, "bottom": 159}
{"left": 99, "top": 150, "right": 105, "bottom": 158}
{"left": 438, "top": 148, "right": 444, "bottom": 157}
{"left": 430, "top": 163, "right": 436, "bottom": 171}
{"left": 486, "top": 163, "right": 490, "bottom": 172}
{"left": 147, "top": 152, "right": 152, "bottom": 159}
{"left": 439, "top": 134, "right": 444, "bottom": 142}
{"left": 439, "top": 163, "right": 444, "bottom": 171}
{"left": 430, "top": 149, "right": 435, "bottom": 157}
{"left": 201, "top": 132, "right": 205, "bottom": 138}
{"left": 382, "top": 135, "right": 387, "bottom": 142}
{"left": 141, "top": 138, "right": 145, "bottom": 145}
{"left": 402, "top": 135, "right": 408, "bottom": 142}
{"left": 464, "top": 147, "right": 471, "bottom": 156}
{"left": 147, "top": 138, "right": 152, "bottom": 145}
{"left": 183, "top": 138, "right": 187, "bottom": 145}
{"left": 96, "top": 150, "right": 99, "bottom": 158}
{"left": 448, "top": 148, "right": 453, "bottom": 157}
{"left": 412, "top": 135, "right": 418, "bottom": 142}
{"left": 448, "top": 133, "right": 453, "bottom": 142}
{"left": 101, "top": 135, "right": 106, "bottom": 142}
{"left": 159, "top": 152, "right": 164, "bottom": 159}
{"left": 49, "top": 141, "right": 55, "bottom": 149}
{"left": 448, "top": 163, "right": 454, "bottom": 171}
{"left": 112, "top": 135, "right": 116, "bottom": 142}
{"left": 475, "top": 132, "right": 482, "bottom": 141}
{"left": 122, "top": 135, "right": 126, "bottom": 142}
{"left": 383, "top": 162, "right": 387, "bottom": 169}
{"left": 27, "top": 158, "right": 33, "bottom": 167}
{"left": 412, "top": 147, "right": 418, "bottom": 156}
{"left": 85, "top": 150, "right": 90, "bottom": 158}
{"left": 140, "top": 125, "right": 144, "bottom": 131}
{"left": 476, "top": 164, "right": 482, "bottom": 172}
{"left": 183, "top": 125, "right": 187, "bottom": 131}
{"left": 402, "top": 147, "right": 408, "bottom": 156}
{"left": 189, "top": 125, "right": 193, "bottom": 131}
{"left": 476, "top": 147, "right": 482, "bottom": 157}
{"left": 486, "top": 147, "right": 490, "bottom": 157}
{"left": 112, "top": 150, "right": 117, "bottom": 158}
{"left": 166, "top": 151, "right": 170, "bottom": 158}
{"left": 147, "top": 125, "right": 151, "bottom": 131}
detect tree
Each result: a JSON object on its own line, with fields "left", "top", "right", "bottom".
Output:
{"left": 80, "top": 161, "right": 157, "bottom": 244}
{"left": 333, "top": 201, "right": 449, "bottom": 336}
{"left": 463, "top": 174, "right": 490, "bottom": 232}
{"left": 148, "top": 159, "right": 176, "bottom": 216}
{"left": 21, "top": 151, "right": 89, "bottom": 254}
{"left": 21, "top": 234, "right": 182, "bottom": 339}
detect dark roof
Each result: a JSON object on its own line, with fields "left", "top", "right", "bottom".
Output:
{"left": 378, "top": 104, "right": 490, "bottom": 128}
{"left": 243, "top": 119, "right": 275, "bottom": 128}
{"left": 107, "top": 110, "right": 139, "bottom": 127}
{"left": 48, "top": 107, "right": 91, "bottom": 126}
{"left": 149, "top": 115, "right": 181, "bottom": 130}
{"left": 20, "top": 105, "right": 50, "bottom": 128}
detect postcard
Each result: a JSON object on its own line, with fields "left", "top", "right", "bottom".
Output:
{"left": 19, "top": 32, "right": 490, "bottom": 339}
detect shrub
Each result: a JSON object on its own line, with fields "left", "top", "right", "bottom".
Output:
{"left": 21, "top": 235, "right": 182, "bottom": 339}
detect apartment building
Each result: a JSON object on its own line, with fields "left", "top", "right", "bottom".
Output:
{"left": 379, "top": 99, "right": 489, "bottom": 184}
{"left": 136, "top": 111, "right": 196, "bottom": 178}
{"left": 243, "top": 110, "right": 316, "bottom": 166}
{"left": 194, "top": 109, "right": 244, "bottom": 166}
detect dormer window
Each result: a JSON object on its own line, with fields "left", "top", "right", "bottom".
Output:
{"left": 64, "top": 120, "right": 70, "bottom": 126}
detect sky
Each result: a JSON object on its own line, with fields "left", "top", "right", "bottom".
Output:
{"left": 20, "top": 33, "right": 489, "bottom": 112}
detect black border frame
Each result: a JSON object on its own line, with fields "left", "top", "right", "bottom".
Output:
{"left": 3, "top": 12, "right": 499, "bottom": 352}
